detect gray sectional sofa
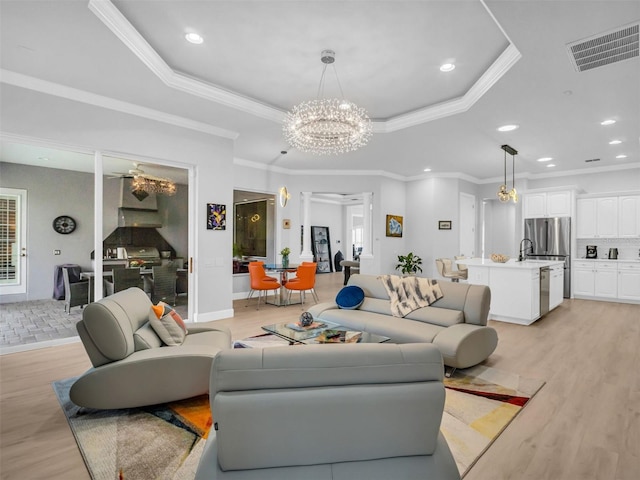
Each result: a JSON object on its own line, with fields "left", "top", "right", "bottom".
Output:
{"left": 307, "top": 274, "right": 497, "bottom": 369}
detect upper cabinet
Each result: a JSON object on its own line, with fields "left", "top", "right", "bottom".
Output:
{"left": 577, "top": 197, "right": 619, "bottom": 238}
{"left": 618, "top": 195, "right": 640, "bottom": 238}
{"left": 523, "top": 191, "right": 572, "bottom": 218}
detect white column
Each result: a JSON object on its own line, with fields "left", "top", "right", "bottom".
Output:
{"left": 93, "top": 151, "right": 104, "bottom": 302}
{"left": 300, "top": 191, "right": 314, "bottom": 262}
{"left": 359, "top": 192, "right": 374, "bottom": 275}
{"left": 361, "top": 192, "right": 373, "bottom": 256}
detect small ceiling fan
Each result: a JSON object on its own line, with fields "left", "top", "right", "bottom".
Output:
{"left": 108, "top": 162, "right": 147, "bottom": 179}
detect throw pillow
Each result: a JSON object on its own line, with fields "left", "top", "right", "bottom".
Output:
{"left": 336, "top": 285, "right": 365, "bottom": 310}
{"left": 149, "top": 302, "right": 187, "bottom": 346}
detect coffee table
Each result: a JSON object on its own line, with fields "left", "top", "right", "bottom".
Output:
{"left": 261, "top": 320, "right": 390, "bottom": 345}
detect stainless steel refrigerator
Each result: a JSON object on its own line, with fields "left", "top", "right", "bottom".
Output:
{"left": 524, "top": 217, "right": 571, "bottom": 298}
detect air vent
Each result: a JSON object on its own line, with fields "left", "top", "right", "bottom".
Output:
{"left": 567, "top": 23, "right": 639, "bottom": 72}
{"left": 585, "top": 158, "right": 601, "bottom": 163}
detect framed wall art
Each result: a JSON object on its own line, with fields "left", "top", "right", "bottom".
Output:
{"left": 386, "top": 215, "right": 403, "bottom": 237}
{"left": 438, "top": 220, "right": 452, "bottom": 230}
{"left": 207, "top": 203, "right": 226, "bottom": 230}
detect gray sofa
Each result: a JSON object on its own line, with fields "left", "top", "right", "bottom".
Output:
{"left": 195, "top": 343, "right": 460, "bottom": 480}
{"left": 307, "top": 274, "right": 497, "bottom": 369}
{"left": 70, "top": 287, "right": 231, "bottom": 409}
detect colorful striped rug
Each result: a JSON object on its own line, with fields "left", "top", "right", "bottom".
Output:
{"left": 53, "top": 365, "right": 543, "bottom": 479}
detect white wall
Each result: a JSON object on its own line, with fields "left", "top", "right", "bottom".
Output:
{"left": 1, "top": 85, "right": 234, "bottom": 319}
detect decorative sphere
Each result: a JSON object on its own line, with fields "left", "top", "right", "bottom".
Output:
{"left": 299, "top": 312, "right": 314, "bottom": 327}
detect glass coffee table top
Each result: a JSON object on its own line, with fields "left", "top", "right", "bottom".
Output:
{"left": 261, "top": 320, "right": 390, "bottom": 345}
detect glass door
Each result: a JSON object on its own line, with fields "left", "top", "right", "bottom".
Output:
{"left": 0, "top": 188, "right": 27, "bottom": 294}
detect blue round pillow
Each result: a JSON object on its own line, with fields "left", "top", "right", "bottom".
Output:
{"left": 336, "top": 285, "right": 365, "bottom": 310}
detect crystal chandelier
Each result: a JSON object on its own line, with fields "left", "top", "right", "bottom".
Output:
{"left": 131, "top": 175, "right": 176, "bottom": 197}
{"left": 497, "top": 144, "right": 518, "bottom": 203}
{"left": 283, "top": 50, "right": 372, "bottom": 155}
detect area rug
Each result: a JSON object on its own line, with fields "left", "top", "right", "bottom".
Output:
{"left": 53, "top": 364, "right": 543, "bottom": 479}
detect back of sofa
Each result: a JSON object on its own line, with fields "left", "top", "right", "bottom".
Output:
{"left": 347, "top": 274, "right": 490, "bottom": 326}
{"left": 210, "top": 343, "right": 445, "bottom": 471}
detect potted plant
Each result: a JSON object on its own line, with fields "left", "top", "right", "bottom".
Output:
{"left": 281, "top": 247, "right": 291, "bottom": 268}
{"left": 395, "top": 252, "right": 423, "bottom": 275}
{"left": 233, "top": 243, "right": 243, "bottom": 259}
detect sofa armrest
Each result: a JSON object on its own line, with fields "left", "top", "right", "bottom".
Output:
{"left": 307, "top": 301, "right": 339, "bottom": 318}
{"left": 187, "top": 321, "right": 232, "bottom": 336}
{"left": 432, "top": 324, "right": 498, "bottom": 369}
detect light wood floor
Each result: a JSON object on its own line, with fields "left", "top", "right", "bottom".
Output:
{"left": 1, "top": 273, "right": 638, "bottom": 479}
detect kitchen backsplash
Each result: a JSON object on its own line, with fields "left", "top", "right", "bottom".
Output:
{"left": 576, "top": 238, "right": 640, "bottom": 260}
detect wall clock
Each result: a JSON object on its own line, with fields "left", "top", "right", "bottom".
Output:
{"left": 53, "top": 215, "right": 77, "bottom": 234}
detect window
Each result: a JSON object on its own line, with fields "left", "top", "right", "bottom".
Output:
{"left": 234, "top": 200, "right": 267, "bottom": 257}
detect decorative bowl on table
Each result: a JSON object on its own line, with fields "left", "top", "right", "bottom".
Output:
{"left": 490, "top": 253, "right": 510, "bottom": 263}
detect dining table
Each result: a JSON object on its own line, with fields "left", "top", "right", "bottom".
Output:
{"left": 263, "top": 264, "right": 300, "bottom": 306}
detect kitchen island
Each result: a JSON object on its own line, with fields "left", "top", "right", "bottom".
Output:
{"left": 460, "top": 258, "right": 565, "bottom": 325}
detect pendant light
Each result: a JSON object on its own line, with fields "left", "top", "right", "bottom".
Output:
{"left": 497, "top": 144, "right": 518, "bottom": 203}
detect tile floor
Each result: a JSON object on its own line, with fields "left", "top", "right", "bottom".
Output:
{"left": 0, "top": 295, "right": 188, "bottom": 350}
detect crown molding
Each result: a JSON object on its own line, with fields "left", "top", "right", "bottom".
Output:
{"left": 0, "top": 69, "right": 238, "bottom": 139}
{"left": 89, "top": 0, "right": 519, "bottom": 132}
{"left": 88, "top": 0, "right": 284, "bottom": 124}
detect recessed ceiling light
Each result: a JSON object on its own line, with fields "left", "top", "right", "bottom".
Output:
{"left": 423, "top": 168, "right": 432, "bottom": 172}
{"left": 439, "top": 63, "right": 455, "bottom": 72}
{"left": 600, "top": 119, "right": 616, "bottom": 125}
{"left": 609, "top": 140, "right": 622, "bottom": 145}
{"left": 537, "top": 157, "right": 553, "bottom": 162}
{"left": 185, "top": 32, "right": 203, "bottom": 44}
{"left": 546, "top": 164, "right": 556, "bottom": 168}
{"left": 616, "top": 154, "right": 627, "bottom": 159}
{"left": 497, "top": 124, "right": 519, "bottom": 132}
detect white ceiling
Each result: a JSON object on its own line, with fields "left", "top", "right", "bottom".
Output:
{"left": 0, "top": 0, "right": 638, "bottom": 182}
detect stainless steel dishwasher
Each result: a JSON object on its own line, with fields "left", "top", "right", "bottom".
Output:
{"left": 539, "top": 267, "right": 550, "bottom": 316}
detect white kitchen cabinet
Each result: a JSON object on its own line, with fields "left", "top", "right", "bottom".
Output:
{"left": 549, "top": 264, "right": 564, "bottom": 309}
{"left": 594, "top": 263, "right": 617, "bottom": 298}
{"left": 573, "top": 262, "right": 596, "bottom": 296}
{"left": 618, "top": 262, "right": 640, "bottom": 301}
{"left": 576, "top": 197, "right": 618, "bottom": 238}
{"left": 618, "top": 195, "right": 640, "bottom": 238}
{"left": 573, "top": 261, "right": 617, "bottom": 298}
{"left": 523, "top": 191, "right": 571, "bottom": 218}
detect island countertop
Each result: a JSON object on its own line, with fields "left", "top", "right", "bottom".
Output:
{"left": 460, "top": 258, "right": 565, "bottom": 269}
{"left": 460, "top": 257, "right": 565, "bottom": 326}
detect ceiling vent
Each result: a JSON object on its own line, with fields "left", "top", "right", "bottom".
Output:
{"left": 585, "top": 158, "right": 601, "bottom": 163}
{"left": 567, "top": 22, "right": 639, "bottom": 72}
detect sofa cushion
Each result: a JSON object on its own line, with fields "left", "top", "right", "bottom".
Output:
{"left": 336, "top": 285, "right": 365, "bottom": 310}
{"left": 149, "top": 302, "right": 187, "bottom": 346}
{"left": 133, "top": 322, "right": 163, "bottom": 350}
{"left": 405, "top": 306, "right": 464, "bottom": 328}
{"left": 347, "top": 274, "right": 390, "bottom": 300}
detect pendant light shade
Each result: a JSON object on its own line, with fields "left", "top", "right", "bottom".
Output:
{"left": 497, "top": 144, "right": 518, "bottom": 203}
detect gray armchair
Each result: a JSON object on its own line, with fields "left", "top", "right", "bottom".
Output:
{"left": 62, "top": 266, "right": 89, "bottom": 314}
{"left": 147, "top": 265, "right": 178, "bottom": 305}
{"left": 104, "top": 267, "right": 143, "bottom": 296}
{"left": 195, "top": 343, "right": 460, "bottom": 480}
{"left": 70, "top": 287, "right": 231, "bottom": 409}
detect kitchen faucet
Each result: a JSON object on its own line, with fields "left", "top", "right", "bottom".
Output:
{"left": 519, "top": 238, "right": 534, "bottom": 262}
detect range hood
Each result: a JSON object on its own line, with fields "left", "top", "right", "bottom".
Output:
{"left": 118, "top": 178, "right": 162, "bottom": 228}
{"left": 118, "top": 208, "right": 162, "bottom": 228}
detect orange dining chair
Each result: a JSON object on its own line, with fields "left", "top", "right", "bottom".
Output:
{"left": 249, "top": 261, "right": 279, "bottom": 282}
{"left": 247, "top": 263, "right": 281, "bottom": 309}
{"left": 284, "top": 263, "right": 319, "bottom": 307}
